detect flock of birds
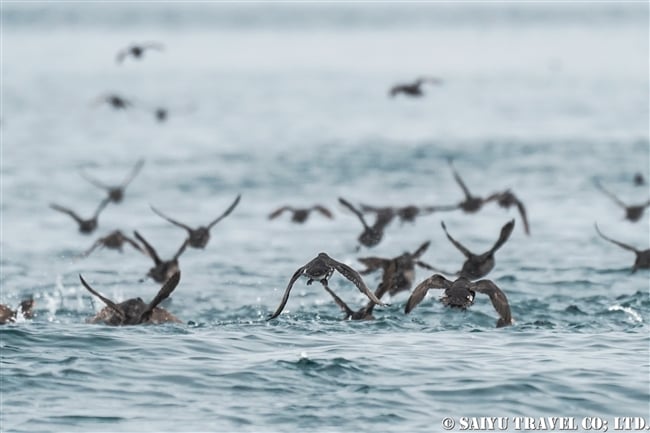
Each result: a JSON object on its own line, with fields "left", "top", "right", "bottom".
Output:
{"left": 2, "top": 42, "right": 649, "bottom": 328}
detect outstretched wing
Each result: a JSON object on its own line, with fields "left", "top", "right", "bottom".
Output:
{"left": 472, "top": 279, "right": 512, "bottom": 328}
{"left": 50, "top": 203, "right": 83, "bottom": 224}
{"left": 122, "top": 234, "right": 145, "bottom": 254}
{"left": 448, "top": 159, "right": 473, "bottom": 200}
{"left": 267, "top": 266, "right": 305, "bottom": 320}
{"left": 411, "top": 241, "right": 431, "bottom": 259}
{"left": 321, "top": 283, "right": 355, "bottom": 318}
{"left": 312, "top": 205, "right": 333, "bottom": 219}
{"left": 268, "top": 206, "right": 291, "bottom": 220}
{"left": 150, "top": 205, "right": 193, "bottom": 232}
{"left": 328, "top": 257, "right": 386, "bottom": 306}
{"left": 80, "top": 238, "right": 104, "bottom": 258}
{"left": 440, "top": 221, "right": 472, "bottom": 258}
{"left": 356, "top": 257, "right": 388, "bottom": 274}
{"left": 93, "top": 198, "right": 110, "bottom": 218}
{"left": 404, "top": 274, "right": 451, "bottom": 314}
{"left": 133, "top": 231, "right": 162, "bottom": 265}
{"left": 488, "top": 219, "right": 515, "bottom": 255}
{"left": 207, "top": 194, "right": 241, "bottom": 229}
{"left": 172, "top": 238, "right": 189, "bottom": 261}
{"left": 140, "top": 271, "right": 180, "bottom": 323}
{"left": 79, "top": 275, "right": 125, "bottom": 321}
{"left": 121, "top": 159, "right": 145, "bottom": 188}
{"left": 594, "top": 180, "right": 626, "bottom": 209}
{"left": 79, "top": 170, "right": 110, "bottom": 190}
{"left": 594, "top": 223, "right": 637, "bottom": 252}
{"left": 415, "top": 261, "right": 456, "bottom": 276}
{"left": 339, "top": 197, "right": 370, "bottom": 230}
{"left": 513, "top": 197, "right": 530, "bottom": 235}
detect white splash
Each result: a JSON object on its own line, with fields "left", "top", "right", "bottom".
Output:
{"left": 608, "top": 305, "right": 643, "bottom": 323}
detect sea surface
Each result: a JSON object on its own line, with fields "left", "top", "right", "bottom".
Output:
{"left": 1, "top": 3, "right": 649, "bottom": 432}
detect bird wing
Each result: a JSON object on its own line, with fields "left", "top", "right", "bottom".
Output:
{"left": 321, "top": 283, "right": 355, "bottom": 318}
{"left": 356, "top": 257, "right": 388, "bottom": 274}
{"left": 448, "top": 159, "right": 473, "bottom": 200}
{"left": 404, "top": 274, "right": 451, "bottom": 314}
{"left": 268, "top": 206, "right": 291, "bottom": 220}
{"left": 80, "top": 238, "right": 104, "bottom": 258}
{"left": 440, "top": 221, "right": 472, "bottom": 258}
{"left": 207, "top": 194, "right": 241, "bottom": 229}
{"left": 115, "top": 48, "right": 130, "bottom": 64}
{"left": 312, "top": 205, "right": 333, "bottom": 219}
{"left": 133, "top": 231, "right": 162, "bottom": 265}
{"left": 140, "top": 271, "right": 180, "bottom": 323}
{"left": 339, "top": 197, "right": 370, "bottom": 230}
{"left": 142, "top": 42, "right": 165, "bottom": 51}
{"left": 329, "top": 257, "right": 386, "bottom": 306}
{"left": 415, "top": 261, "right": 456, "bottom": 276}
{"left": 267, "top": 266, "right": 305, "bottom": 320}
{"left": 594, "top": 180, "right": 626, "bottom": 208}
{"left": 172, "top": 238, "right": 189, "bottom": 261}
{"left": 79, "top": 170, "right": 110, "bottom": 190}
{"left": 513, "top": 197, "right": 530, "bottom": 235}
{"left": 411, "top": 241, "right": 431, "bottom": 259}
{"left": 50, "top": 203, "right": 83, "bottom": 224}
{"left": 93, "top": 198, "right": 110, "bottom": 218}
{"left": 594, "top": 223, "right": 637, "bottom": 252}
{"left": 150, "top": 205, "right": 193, "bottom": 232}
{"left": 472, "top": 279, "right": 512, "bottom": 327}
{"left": 79, "top": 274, "right": 125, "bottom": 321}
{"left": 121, "top": 159, "right": 145, "bottom": 188}
{"left": 488, "top": 219, "right": 515, "bottom": 255}
{"left": 122, "top": 234, "right": 146, "bottom": 254}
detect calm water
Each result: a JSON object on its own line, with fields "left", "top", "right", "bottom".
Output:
{"left": 2, "top": 3, "right": 649, "bottom": 432}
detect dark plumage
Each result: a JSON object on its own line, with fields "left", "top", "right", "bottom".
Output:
{"left": 116, "top": 42, "right": 164, "bottom": 64}
{"left": 268, "top": 205, "right": 333, "bottom": 223}
{"left": 50, "top": 198, "right": 110, "bottom": 234}
{"left": 389, "top": 77, "right": 443, "bottom": 98}
{"left": 267, "top": 252, "right": 387, "bottom": 321}
{"left": 150, "top": 194, "right": 241, "bottom": 249}
{"left": 134, "top": 231, "right": 188, "bottom": 283}
{"left": 595, "top": 180, "right": 650, "bottom": 223}
{"left": 80, "top": 230, "right": 144, "bottom": 257}
{"left": 339, "top": 198, "right": 394, "bottom": 249}
{"left": 405, "top": 274, "right": 512, "bottom": 328}
{"left": 97, "top": 94, "right": 133, "bottom": 110}
{"left": 360, "top": 204, "right": 438, "bottom": 224}
{"left": 80, "top": 159, "right": 144, "bottom": 204}
{"left": 81, "top": 271, "right": 181, "bottom": 326}
{"left": 0, "top": 299, "right": 34, "bottom": 325}
{"left": 441, "top": 219, "right": 515, "bottom": 280}
{"left": 595, "top": 223, "right": 650, "bottom": 273}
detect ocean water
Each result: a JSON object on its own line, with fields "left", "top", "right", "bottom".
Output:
{"left": 1, "top": 2, "right": 649, "bottom": 432}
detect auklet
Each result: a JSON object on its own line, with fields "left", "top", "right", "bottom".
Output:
{"left": 441, "top": 219, "right": 515, "bottom": 280}
{"left": 80, "top": 230, "right": 144, "bottom": 257}
{"left": 404, "top": 274, "right": 512, "bottom": 328}
{"left": 389, "top": 76, "right": 443, "bottom": 97}
{"left": 150, "top": 194, "right": 241, "bottom": 249}
{"left": 50, "top": 198, "right": 110, "bottom": 234}
{"left": 595, "top": 180, "right": 650, "bottom": 223}
{"left": 360, "top": 204, "right": 437, "bottom": 224}
{"left": 80, "top": 271, "right": 181, "bottom": 325}
{"left": 116, "top": 42, "right": 164, "bottom": 64}
{"left": 268, "top": 205, "right": 333, "bottom": 223}
{"left": 485, "top": 190, "right": 530, "bottom": 235}
{"left": 0, "top": 299, "right": 34, "bottom": 325}
{"left": 96, "top": 94, "right": 133, "bottom": 110}
{"left": 134, "top": 231, "right": 188, "bottom": 283}
{"left": 595, "top": 223, "right": 650, "bottom": 273}
{"left": 339, "top": 197, "right": 394, "bottom": 248}
{"left": 266, "top": 252, "right": 387, "bottom": 320}
{"left": 80, "top": 159, "right": 144, "bottom": 204}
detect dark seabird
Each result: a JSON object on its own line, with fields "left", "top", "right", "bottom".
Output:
{"left": 595, "top": 223, "right": 650, "bottom": 273}
{"left": 95, "top": 94, "right": 133, "bottom": 110}
{"left": 485, "top": 190, "right": 530, "bottom": 235}
{"left": 389, "top": 76, "right": 443, "bottom": 98}
{"left": 80, "top": 271, "right": 181, "bottom": 325}
{"left": 405, "top": 274, "right": 512, "bottom": 328}
{"left": 116, "top": 42, "right": 164, "bottom": 64}
{"left": 633, "top": 173, "right": 646, "bottom": 187}
{"left": 360, "top": 204, "right": 439, "bottom": 224}
{"left": 134, "top": 231, "right": 188, "bottom": 283}
{"left": 154, "top": 107, "right": 168, "bottom": 123}
{"left": 80, "top": 159, "right": 144, "bottom": 203}
{"left": 0, "top": 299, "right": 34, "bottom": 325}
{"left": 441, "top": 219, "right": 515, "bottom": 280}
{"left": 268, "top": 205, "right": 333, "bottom": 223}
{"left": 339, "top": 198, "right": 394, "bottom": 249}
{"left": 267, "top": 252, "right": 387, "bottom": 320}
{"left": 447, "top": 159, "right": 487, "bottom": 213}
{"left": 357, "top": 241, "right": 435, "bottom": 296}
{"left": 595, "top": 180, "right": 650, "bottom": 223}
{"left": 326, "top": 241, "right": 435, "bottom": 321}
{"left": 150, "top": 194, "right": 241, "bottom": 249}
{"left": 50, "top": 198, "right": 110, "bottom": 234}
{"left": 80, "top": 230, "right": 144, "bottom": 257}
